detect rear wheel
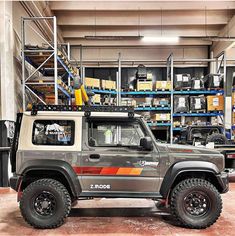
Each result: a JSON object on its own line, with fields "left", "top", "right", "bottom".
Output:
{"left": 206, "top": 133, "right": 227, "bottom": 144}
{"left": 20, "top": 178, "right": 71, "bottom": 229}
{"left": 170, "top": 178, "right": 222, "bottom": 229}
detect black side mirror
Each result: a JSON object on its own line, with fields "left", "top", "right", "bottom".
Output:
{"left": 140, "top": 137, "right": 153, "bottom": 151}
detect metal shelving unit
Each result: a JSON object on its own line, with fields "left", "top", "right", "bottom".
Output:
{"left": 22, "top": 17, "right": 78, "bottom": 111}
{"left": 79, "top": 48, "right": 226, "bottom": 143}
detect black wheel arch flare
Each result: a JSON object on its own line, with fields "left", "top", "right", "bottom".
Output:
{"left": 18, "top": 159, "right": 81, "bottom": 198}
{"left": 160, "top": 161, "right": 223, "bottom": 198}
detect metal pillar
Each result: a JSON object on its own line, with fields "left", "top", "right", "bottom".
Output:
{"left": 53, "top": 16, "right": 58, "bottom": 105}
{"left": 117, "top": 53, "right": 122, "bottom": 106}
{"left": 167, "top": 53, "right": 174, "bottom": 144}
{"left": 215, "top": 51, "right": 227, "bottom": 133}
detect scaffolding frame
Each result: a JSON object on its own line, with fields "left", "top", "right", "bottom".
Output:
{"left": 21, "top": 17, "right": 74, "bottom": 111}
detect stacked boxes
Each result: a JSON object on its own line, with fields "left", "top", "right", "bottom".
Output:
{"left": 152, "top": 98, "right": 170, "bottom": 107}
{"left": 155, "top": 81, "right": 171, "bottom": 90}
{"left": 151, "top": 113, "right": 171, "bottom": 122}
{"left": 137, "top": 80, "right": 152, "bottom": 91}
{"left": 101, "top": 80, "right": 116, "bottom": 90}
{"left": 207, "top": 95, "right": 224, "bottom": 111}
{"left": 84, "top": 77, "right": 100, "bottom": 88}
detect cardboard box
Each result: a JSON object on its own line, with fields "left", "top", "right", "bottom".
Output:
{"left": 101, "top": 80, "right": 116, "bottom": 90}
{"left": 137, "top": 80, "right": 152, "bottom": 91}
{"left": 232, "top": 93, "right": 235, "bottom": 106}
{"left": 151, "top": 113, "right": 171, "bottom": 121}
{"left": 84, "top": 77, "right": 100, "bottom": 88}
{"left": 155, "top": 81, "right": 171, "bottom": 90}
{"left": 207, "top": 95, "right": 224, "bottom": 111}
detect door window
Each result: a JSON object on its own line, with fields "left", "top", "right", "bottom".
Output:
{"left": 88, "top": 120, "right": 146, "bottom": 147}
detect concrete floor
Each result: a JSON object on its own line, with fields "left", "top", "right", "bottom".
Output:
{"left": 0, "top": 184, "right": 235, "bottom": 236}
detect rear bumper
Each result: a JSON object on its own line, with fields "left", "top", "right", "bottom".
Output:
{"left": 9, "top": 175, "right": 22, "bottom": 191}
{"left": 216, "top": 172, "right": 229, "bottom": 193}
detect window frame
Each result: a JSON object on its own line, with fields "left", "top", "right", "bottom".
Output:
{"left": 87, "top": 118, "right": 147, "bottom": 148}
{"left": 32, "top": 119, "right": 75, "bottom": 146}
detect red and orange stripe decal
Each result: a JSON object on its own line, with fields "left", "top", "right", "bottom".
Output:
{"left": 73, "top": 166, "right": 143, "bottom": 175}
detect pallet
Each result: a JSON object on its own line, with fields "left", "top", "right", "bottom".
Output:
{"left": 189, "top": 110, "right": 206, "bottom": 113}
{"left": 86, "top": 86, "right": 101, "bottom": 90}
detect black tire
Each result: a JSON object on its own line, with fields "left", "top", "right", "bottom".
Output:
{"left": 206, "top": 133, "right": 227, "bottom": 144}
{"left": 20, "top": 178, "right": 71, "bottom": 229}
{"left": 170, "top": 178, "right": 222, "bottom": 229}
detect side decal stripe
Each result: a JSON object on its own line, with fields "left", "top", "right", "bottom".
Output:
{"left": 73, "top": 166, "right": 143, "bottom": 175}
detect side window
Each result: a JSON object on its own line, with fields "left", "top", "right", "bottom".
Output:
{"left": 32, "top": 120, "right": 74, "bottom": 146}
{"left": 88, "top": 120, "right": 145, "bottom": 147}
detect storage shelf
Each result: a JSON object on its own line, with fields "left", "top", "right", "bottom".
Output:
{"left": 173, "top": 90, "right": 224, "bottom": 95}
{"left": 121, "top": 91, "right": 171, "bottom": 95}
{"left": 91, "top": 89, "right": 117, "bottom": 94}
{"left": 135, "top": 106, "right": 170, "bottom": 111}
{"left": 173, "top": 112, "right": 223, "bottom": 117}
{"left": 147, "top": 122, "right": 171, "bottom": 127}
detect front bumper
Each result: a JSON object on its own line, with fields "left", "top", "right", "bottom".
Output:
{"left": 216, "top": 171, "right": 229, "bottom": 193}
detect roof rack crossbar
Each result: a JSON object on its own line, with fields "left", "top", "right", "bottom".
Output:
{"left": 31, "top": 105, "right": 134, "bottom": 116}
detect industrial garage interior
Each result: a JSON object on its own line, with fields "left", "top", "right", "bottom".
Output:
{"left": 1, "top": 0, "right": 235, "bottom": 235}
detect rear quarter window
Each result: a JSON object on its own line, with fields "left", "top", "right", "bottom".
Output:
{"left": 32, "top": 120, "right": 75, "bottom": 146}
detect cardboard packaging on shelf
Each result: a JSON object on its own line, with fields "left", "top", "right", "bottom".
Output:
{"left": 84, "top": 77, "right": 100, "bottom": 88}
{"left": 207, "top": 95, "right": 224, "bottom": 111}
{"left": 137, "top": 80, "right": 152, "bottom": 91}
{"left": 151, "top": 113, "right": 171, "bottom": 121}
{"left": 155, "top": 81, "right": 171, "bottom": 90}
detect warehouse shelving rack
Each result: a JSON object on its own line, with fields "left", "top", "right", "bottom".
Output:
{"left": 77, "top": 47, "right": 227, "bottom": 143}
{"left": 21, "top": 17, "right": 78, "bottom": 111}
{"left": 171, "top": 51, "right": 226, "bottom": 143}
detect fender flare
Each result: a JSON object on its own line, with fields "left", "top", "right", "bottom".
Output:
{"left": 160, "top": 161, "right": 220, "bottom": 198}
{"left": 18, "top": 159, "right": 81, "bottom": 197}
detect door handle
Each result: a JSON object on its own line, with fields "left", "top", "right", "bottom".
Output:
{"left": 89, "top": 154, "right": 100, "bottom": 159}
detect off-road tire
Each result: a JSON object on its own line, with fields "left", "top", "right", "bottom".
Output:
{"left": 170, "top": 178, "right": 222, "bottom": 229}
{"left": 20, "top": 178, "right": 71, "bottom": 229}
{"left": 206, "top": 133, "right": 227, "bottom": 144}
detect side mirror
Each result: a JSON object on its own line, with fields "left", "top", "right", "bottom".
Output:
{"left": 140, "top": 137, "right": 153, "bottom": 151}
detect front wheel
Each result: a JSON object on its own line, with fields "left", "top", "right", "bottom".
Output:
{"left": 20, "top": 178, "right": 71, "bottom": 229}
{"left": 170, "top": 178, "right": 222, "bottom": 229}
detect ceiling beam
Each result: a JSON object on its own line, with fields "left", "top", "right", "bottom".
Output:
{"left": 65, "top": 38, "right": 212, "bottom": 46}
{"left": 50, "top": 1, "right": 235, "bottom": 11}
{"left": 61, "top": 25, "right": 222, "bottom": 38}
{"left": 211, "top": 15, "right": 235, "bottom": 56}
{"left": 56, "top": 10, "right": 233, "bottom": 26}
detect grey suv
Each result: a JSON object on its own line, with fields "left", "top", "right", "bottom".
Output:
{"left": 9, "top": 105, "right": 229, "bottom": 229}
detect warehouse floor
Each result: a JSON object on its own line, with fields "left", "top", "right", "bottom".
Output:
{"left": 0, "top": 184, "right": 234, "bottom": 236}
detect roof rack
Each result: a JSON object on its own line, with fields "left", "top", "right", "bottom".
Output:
{"left": 31, "top": 105, "right": 135, "bottom": 117}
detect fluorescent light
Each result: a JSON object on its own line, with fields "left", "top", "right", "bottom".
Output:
{"left": 142, "top": 36, "right": 179, "bottom": 43}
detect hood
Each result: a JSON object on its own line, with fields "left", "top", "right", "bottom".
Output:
{"left": 166, "top": 143, "right": 222, "bottom": 155}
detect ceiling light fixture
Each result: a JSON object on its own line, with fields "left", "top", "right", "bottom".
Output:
{"left": 142, "top": 36, "right": 179, "bottom": 43}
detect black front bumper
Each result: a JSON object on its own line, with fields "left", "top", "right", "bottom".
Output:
{"left": 216, "top": 172, "right": 229, "bottom": 193}
{"left": 9, "top": 174, "right": 21, "bottom": 191}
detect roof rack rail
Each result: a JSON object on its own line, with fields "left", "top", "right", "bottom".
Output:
{"left": 31, "top": 105, "right": 135, "bottom": 117}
